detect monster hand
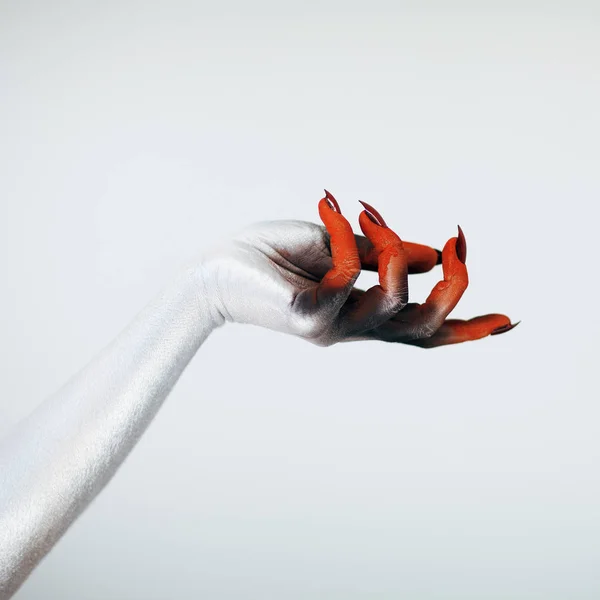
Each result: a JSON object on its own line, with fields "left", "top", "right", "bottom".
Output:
{"left": 200, "top": 191, "right": 517, "bottom": 348}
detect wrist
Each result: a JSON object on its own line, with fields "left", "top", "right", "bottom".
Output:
{"left": 185, "top": 257, "right": 226, "bottom": 333}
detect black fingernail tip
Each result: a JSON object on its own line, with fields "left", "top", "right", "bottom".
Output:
{"left": 358, "top": 200, "right": 388, "bottom": 227}
{"left": 456, "top": 225, "right": 467, "bottom": 264}
{"left": 435, "top": 249, "right": 443, "bottom": 264}
{"left": 323, "top": 189, "right": 341, "bottom": 213}
{"left": 490, "top": 320, "right": 521, "bottom": 336}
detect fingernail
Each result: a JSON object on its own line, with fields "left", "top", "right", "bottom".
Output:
{"left": 358, "top": 200, "right": 388, "bottom": 227}
{"left": 490, "top": 321, "right": 520, "bottom": 336}
{"left": 435, "top": 249, "right": 443, "bottom": 265}
{"left": 456, "top": 225, "right": 467, "bottom": 264}
{"left": 323, "top": 189, "right": 341, "bottom": 213}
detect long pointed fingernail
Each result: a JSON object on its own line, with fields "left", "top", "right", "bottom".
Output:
{"left": 435, "top": 249, "right": 443, "bottom": 265}
{"left": 323, "top": 189, "right": 341, "bottom": 213}
{"left": 358, "top": 200, "right": 388, "bottom": 227}
{"left": 456, "top": 225, "right": 467, "bottom": 264}
{"left": 491, "top": 321, "right": 520, "bottom": 335}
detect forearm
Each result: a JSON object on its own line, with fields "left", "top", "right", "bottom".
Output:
{"left": 0, "top": 263, "right": 221, "bottom": 598}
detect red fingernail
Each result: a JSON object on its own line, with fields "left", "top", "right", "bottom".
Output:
{"left": 358, "top": 200, "right": 388, "bottom": 227}
{"left": 323, "top": 189, "right": 341, "bottom": 213}
{"left": 456, "top": 225, "right": 467, "bottom": 264}
{"left": 490, "top": 321, "right": 520, "bottom": 336}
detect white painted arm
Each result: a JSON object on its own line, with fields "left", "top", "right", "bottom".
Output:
{"left": 0, "top": 265, "right": 221, "bottom": 599}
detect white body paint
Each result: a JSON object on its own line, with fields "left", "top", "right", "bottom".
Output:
{"left": 0, "top": 265, "right": 221, "bottom": 599}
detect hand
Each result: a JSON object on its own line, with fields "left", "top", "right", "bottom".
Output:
{"left": 200, "top": 191, "right": 517, "bottom": 348}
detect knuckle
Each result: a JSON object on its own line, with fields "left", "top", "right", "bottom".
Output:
{"left": 339, "top": 260, "right": 361, "bottom": 279}
{"left": 387, "top": 292, "right": 407, "bottom": 314}
{"left": 413, "top": 322, "right": 438, "bottom": 339}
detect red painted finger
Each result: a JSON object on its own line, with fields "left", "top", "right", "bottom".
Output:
{"left": 341, "top": 313, "right": 519, "bottom": 346}
{"left": 355, "top": 235, "right": 441, "bottom": 274}
{"left": 317, "top": 190, "right": 361, "bottom": 292}
{"left": 338, "top": 201, "right": 408, "bottom": 336}
{"left": 404, "top": 314, "right": 519, "bottom": 348}
{"left": 368, "top": 226, "right": 469, "bottom": 340}
{"left": 292, "top": 191, "right": 360, "bottom": 322}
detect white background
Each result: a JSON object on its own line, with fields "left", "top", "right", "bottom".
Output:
{"left": 1, "top": 2, "right": 599, "bottom": 598}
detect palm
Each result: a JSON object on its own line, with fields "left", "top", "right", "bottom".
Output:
{"left": 203, "top": 220, "right": 332, "bottom": 334}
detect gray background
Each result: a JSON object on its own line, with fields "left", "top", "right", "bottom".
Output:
{"left": 1, "top": 1, "right": 599, "bottom": 598}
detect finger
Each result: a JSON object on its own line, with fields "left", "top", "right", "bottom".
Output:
{"left": 368, "top": 226, "right": 469, "bottom": 341}
{"left": 354, "top": 234, "right": 441, "bottom": 274}
{"left": 292, "top": 191, "right": 360, "bottom": 322}
{"left": 341, "top": 314, "right": 520, "bottom": 346}
{"left": 338, "top": 201, "right": 408, "bottom": 336}
{"left": 404, "top": 315, "right": 520, "bottom": 348}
